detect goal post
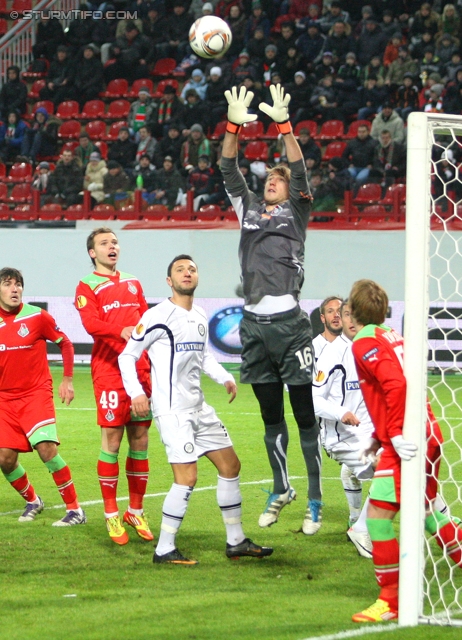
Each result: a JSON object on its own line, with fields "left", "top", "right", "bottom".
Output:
{"left": 400, "top": 111, "right": 462, "bottom": 627}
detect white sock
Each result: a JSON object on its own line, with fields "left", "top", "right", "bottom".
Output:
{"left": 156, "top": 483, "right": 193, "bottom": 555}
{"left": 434, "top": 492, "right": 447, "bottom": 515}
{"left": 217, "top": 475, "right": 245, "bottom": 546}
{"left": 352, "top": 495, "right": 370, "bottom": 534}
{"left": 341, "top": 464, "right": 362, "bottom": 524}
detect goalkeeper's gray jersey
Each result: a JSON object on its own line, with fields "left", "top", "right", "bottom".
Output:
{"left": 220, "top": 156, "right": 311, "bottom": 306}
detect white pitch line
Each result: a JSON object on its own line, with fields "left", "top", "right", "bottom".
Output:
{"left": 298, "top": 624, "right": 399, "bottom": 640}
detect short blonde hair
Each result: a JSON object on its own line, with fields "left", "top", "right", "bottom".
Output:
{"left": 349, "top": 279, "right": 388, "bottom": 326}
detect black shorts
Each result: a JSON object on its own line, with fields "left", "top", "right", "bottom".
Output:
{"left": 239, "top": 306, "right": 314, "bottom": 385}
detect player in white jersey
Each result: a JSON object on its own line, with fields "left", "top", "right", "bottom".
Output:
{"left": 312, "top": 296, "right": 343, "bottom": 362}
{"left": 119, "top": 254, "right": 273, "bottom": 565}
{"left": 313, "top": 301, "right": 374, "bottom": 557}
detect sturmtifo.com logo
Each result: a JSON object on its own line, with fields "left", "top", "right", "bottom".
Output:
{"left": 12, "top": 10, "right": 137, "bottom": 20}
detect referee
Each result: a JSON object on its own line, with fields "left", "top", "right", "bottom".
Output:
{"left": 220, "top": 84, "right": 323, "bottom": 535}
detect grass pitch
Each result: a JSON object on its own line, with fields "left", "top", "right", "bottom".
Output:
{"left": 1, "top": 368, "right": 461, "bottom": 640}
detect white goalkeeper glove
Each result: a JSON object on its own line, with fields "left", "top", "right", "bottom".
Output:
{"left": 259, "top": 83, "right": 292, "bottom": 133}
{"left": 224, "top": 86, "right": 257, "bottom": 133}
{"left": 359, "top": 437, "right": 380, "bottom": 465}
{"left": 391, "top": 435, "right": 417, "bottom": 461}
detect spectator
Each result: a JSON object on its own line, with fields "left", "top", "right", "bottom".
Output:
{"left": 143, "top": 3, "right": 170, "bottom": 60}
{"left": 385, "top": 45, "right": 419, "bottom": 91}
{"left": 226, "top": 4, "right": 249, "bottom": 59}
{"left": 418, "top": 71, "right": 443, "bottom": 108}
{"left": 274, "top": 21, "right": 298, "bottom": 59}
{"left": 342, "top": 123, "right": 377, "bottom": 190}
{"left": 180, "top": 69, "right": 208, "bottom": 102}
{"left": 32, "top": 12, "right": 65, "bottom": 61}
{"left": 0, "top": 111, "right": 28, "bottom": 163}
{"left": 71, "top": 44, "right": 104, "bottom": 109}
{"left": 216, "top": 0, "right": 244, "bottom": 20}
{"left": 260, "top": 44, "right": 280, "bottom": 86}
{"left": 279, "top": 46, "right": 304, "bottom": 85}
{"left": 423, "top": 82, "right": 445, "bottom": 112}
{"left": 132, "top": 153, "right": 158, "bottom": 193}
{"left": 319, "top": 1, "right": 351, "bottom": 35}
{"left": 180, "top": 123, "right": 215, "bottom": 171}
{"left": 178, "top": 89, "right": 209, "bottom": 136}
{"left": 324, "top": 21, "right": 356, "bottom": 66}
{"left": 103, "top": 160, "right": 131, "bottom": 206}
{"left": 337, "top": 51, "right": 362, "bottom": 87}
{"left": 311, "top": 157, "right": 353, "bottom": 213}
{"left": 232, "top": 50, "right": 258, "bottom": 84}
{"left": 148, "top": 85, "right": 184, "bottom": 138}
{"left": 19, "top": 107, "right": 61, "bottom": 163}
{"left": 91, "top": 4, "right": 118, "bottom": 61}
{"left": 310, "top": 75, "right": 343, "bottom": 123}
{"left": 66, "top": 3, "right": 94, "bottom": 57}
{"left": 246, "top": 25, "right": 267, "bottom": 70}
{"left": 165, "top": 1, "right": 194, "bottom": 63}
{"left": 379, "top": 9, "right": 399, "bottom": 40}
{"left": 437, "top": 4, "right": 460, "bottom": 42}
{"left": 135, "top": 125, "right": 158, "bottom": 163}
{"left": 419, "top": 46, "right": 444, "bottom": 78}
{"left": 204, "top": 67, "right": 228, "bottom": 133}
{"left": 39, "top": 45, "right": 75, "bottom": 106}
{"left": 357, "top": 74, "right": 388, "bottom": 120}
{"left": 353, "top": 4, "right": 375, "bottom": 38}
{"left": 314, "top": 51, "right": 337, "bottom": 82}
{"left": 150, "top": 155, "right": 186, "bottom": 209}
{"left": 296, "top": 21, "right": 325, "bottom": 71}
{"left": 409, "top": 3, "right": 440, "bottom": 44}
{"left": 410, "top": 29, "right": 436, "bottom": 61}
{"left": 244, "top": 1, "right": 271, "bottom": 43}
{"left": 383, "top": 32, "right": 406, "bottom": 68}
{"left": 74, "top": 132, "right": 96, "bottom": 168}
{"left": 32, "top": 161, "right": 51, "bottom": 204}
{"left": 287, "top": 0, "right": 312, "bottom": 23}
{"left": 237, "top": 157, "right": 263, "bottom": 197}
{"left": 361, "top": 54, "right": 387, "bottom": 87}
{"left": 107, "top": 22, "right": 151, "bottom": 81}
{"left": 435, "top": 33, "right": 458, "bottom": 66}
{"left": 115, "top": 16, "right": 144, "bottom": 39}
{"left": 444, "top": 81, "right": 462, "bottom": 113}
{"left": 371, "top": 101, "right": 405, "bottom": 144}
{"left": 297, "top": 127, "right": 322, "bottom": 167}
{"left": 189, "top": 154, "right": 215, "bottom": 210}
{"left": 370, "top": 129, "right": 406, "bottom": 187}
{"left": 204, "top": 58, "right": 233, "bottom": 86}
{"left": 153, "top": 124, "right": 184, "bottom": 169}
{"left": 356, "top": 18, "right": 389, "bottom": 67}
{"left": 45, "top": 149, "right": 83, "bottom": 206}
{"left": 0, "top": 66, "right": 27, "bottom": 120}
{"left": 444, "top": 51, "right": 462, "bottom": 82}
{"left": 443, "top": 66, "right": 462, "bottom": 108}
{"left": 395, "top": 72, "right": 419, "bottom": 121}
{"left": 107, "top": 126, "right": 137, "bottom": 169}
{"left": 189, "top": 0, "right": 218, "bottom": 20}
{"left": 128, "top": 87, "right": 155, "bottom": 136}
{"left": 84, "top": 151, "right": 108, "bottom": 206}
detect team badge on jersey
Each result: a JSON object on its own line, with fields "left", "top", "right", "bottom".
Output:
{"left": 136, "top": 323, "right": 144, "bottom": 335}
{"left": 128, "top": 282, "right": 138, "bottom": 295}
{"left": 105, "top": 410, "right": 115, "bottom": 422}
{"left": 184, "top": 442, "right": 194, "bottom": 454}
{"left": 315, "top": 370, "right": 325, "bottom": 382}
{"left": 17, "top": 323, "right": 29, "bottom": 338}
{"left": 198, "top": 324, "right": 205, "bottom": 336}
{"left": 77, "top": 295, "right": 87, "bottom": 309}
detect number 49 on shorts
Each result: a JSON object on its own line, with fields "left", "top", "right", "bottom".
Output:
{"left": 99, "top": 390, "right": 119, "bottom": 409}
{"left": 295, "top": 347, "right": 312, "bottom": 370}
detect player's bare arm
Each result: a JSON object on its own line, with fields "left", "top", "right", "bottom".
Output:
{"left": 131, "top": 393, "right": 150, "bottom": 418}
{"left": 225, "top": 380, "right": 237, "bottom": 403}
{"left": 59, "top": 376, "right": 74, "bottom": 405}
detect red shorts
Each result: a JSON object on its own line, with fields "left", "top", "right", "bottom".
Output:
{"left": 94, "top": 370, "right": 152, "bottom": 428}
{"left": 0, "top": 389, "right": 57, "bottom": 453}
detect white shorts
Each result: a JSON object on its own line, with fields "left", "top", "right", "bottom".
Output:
{"left": 154, "top": 402, "right": 233, "bottom": 464}
{"left": 325, "top": 436, "right": 374, "bottom": 481}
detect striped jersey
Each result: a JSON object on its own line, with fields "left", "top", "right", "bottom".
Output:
{"left": 118, "top": 298, "right": 234, "bottom": 417}
{"left": 0, "top": 302, "right": 73, "bottom": 399}
{"left": 313, "top": 333, "right": 373, "bottom": 451}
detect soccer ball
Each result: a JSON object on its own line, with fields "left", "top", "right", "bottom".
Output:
{"left": 189, "top": 16, "right": 232, "bottom": 59}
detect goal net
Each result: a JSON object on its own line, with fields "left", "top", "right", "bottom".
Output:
{"left": 400, "top": 112, "right": 462, "bottom": 627}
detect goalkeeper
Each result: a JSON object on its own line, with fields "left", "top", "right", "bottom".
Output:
{"left": 220, "top": 84, "right": 322, "bottom": 535}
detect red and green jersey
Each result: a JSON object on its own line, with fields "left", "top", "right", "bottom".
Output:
{"left": 352, "top": 324, "right": 407, "bottom": 447}
{"left": 0, "top": 302, "right": 73, "bottom": 400}
{"left": 75, "top": 270, "right": 149, "bottom": 382}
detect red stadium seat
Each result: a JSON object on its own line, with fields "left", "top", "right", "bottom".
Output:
{"left": 143, "top": 204, "right": 169, "bottom": 220}
{"left": 380, "top": 183, "right": 406, "bottom": 206}
{"left": 100, "top": 78, "right": 129, "bottom": 99}
{"left": 294, "top": 120, "right": 318, "bottom": 138}
{"left": 116, "top": 206, "right": 140, "bottom": 220}
{"left": 322, "top": 141, "right": 347, "bottom": 162}
{"left": 39, "top": 204, "right": 63, "bottom": 220}
{"left": 0, "top": 203, "right": 10, "bottom": 220}
{"left": 151, "top": 57, "right": 176, "bottom": 78}
{"left": 29, "top": 100, "right": 54, "bottom": 119}
{"left": 125, "top": 78, "right": 154, "bottom": 98}
{"left": 244, "top": 141, "right": 269, "bottom": 162}
{"left": 315, "top": 120, "right": 345, "bottom": 141}
{"left": 81, "top": 100, "right": 106, "bottom": 120}
{"left": 90, "top": 204, "right": 115, "bottom": 220}
{"left": 196, "top": 204, "right": 222, "bottom": 220}
{"left": 239, "top": 121, "right": 264, "bottom": 141}
{"left": 86, "top": 120, "right": 107, "bottom": 139}
{"left": 0, "top": 18, "right": 7, "bottom": 36}
{"left": 28, "top": 79, "right": 46, "bottom": 100}
{"left": 58, "top": 120, "right": 82, "bottom": 140}
{"left": 106, "top": 100, "right": 130, "bottom": 120}
{"left": 153, "top": 79, "right": 179, "bottom": 98}
{"left": 63, "top": 205, "right": 88, "bottom": 220}
{"left": 222, "top": 206, "right": 236, "bottom": 220}
{"left": 11, "top": 205, "right": 36, "bottom": 220}
{"left": 8, "top": 183, "right": 32, "bottom": 203}
{"left": 0, "top": 162, "right": 6, "bottom": 181}
{"left": 210, "top": 120, "right": 227, "bottom": 141}
{"left": 263, "top": 122, "right": 280, "bottom": 140}
{"left": 353, "top": 183, "right": 383, "bottom": 205}
{"left": 22, "top": 58, "right": 49, "bottom": 80}
{"left": 56, "top": 100, "right": 80, "bottom": 120}
{"left": 103, "top": 121, "right": 128, "bottom": 141}
{"left": 169, "top": 205, "right": 192, "bottom": 221}
{"left": 6, "top": 162, "right": 33, "bottom": 183}
{"left": 11, "top": 0, "right": 32, "bottom": 14}
{"left": 0, "top": 182, "right": 8, "bottom": 200}
{"left": 94, "top": 141, "right": 108, "bottom": 159}
{"left": 361, "top": 205, "right": 389, "bottom": 218}
{"left": 61, "top": 141, "right": 79, "bottom": 154}
{"left": 344, "top": 120, "right": 372, "bottom": 140}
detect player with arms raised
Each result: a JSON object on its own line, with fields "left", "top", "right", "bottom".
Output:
{"left": 75, "top": 228, "right": 153, "bottom": 545}
{"left": 349, "top": 279, "right": 462, "bottom": 623}
{"left": 0, "top": 267, "right": 85, "bottom": 526}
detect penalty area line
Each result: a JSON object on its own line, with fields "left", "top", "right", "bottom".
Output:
{"left": 298, "top": 623, "right": 399, "bottom": 640}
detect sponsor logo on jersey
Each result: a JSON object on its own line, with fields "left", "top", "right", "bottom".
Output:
{"left": 105, "top": 410, "right": 115, "bottom": 422}
{"left": 17, "top": 323, "right": 29, "bottom": 338}
{"left": 209, "top": 306, "right": 243, "bottom": 355}
{"left": 136, "top": 323, "right": 144, "bottom": 335}
{"left": 102, "top": 301, "right": 120, "bottom": 313}
{"left": 176, "top": 342, "right": 204, "bottom": 352}
{"left": 184, "top": 442, "right": 194, "bottom": 454}
{"left": 198, "top": 323, "right": 205, "bottom": 336}
{"left": 128, "top": 282, "right": 138, "bottom": 295}
{"left": 362, "top": 347, "right": 378, "bottom": 361}
{"left": 0, "top": 344, "right": 5, "bottom": 351}
{"left": 346, "top": 381, "right": 360, "bottom": 390}
{"left": 315, "top": 370, "right": 325, "bottom": 382}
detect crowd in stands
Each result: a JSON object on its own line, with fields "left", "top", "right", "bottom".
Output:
{"left": 0, "top": 0, "right": 461, "bottom": 218}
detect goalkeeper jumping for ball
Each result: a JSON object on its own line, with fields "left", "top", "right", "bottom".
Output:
{"left": 220, "top": 84, "right": 323, "bottom": 535}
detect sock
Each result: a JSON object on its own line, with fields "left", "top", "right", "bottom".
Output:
{"left": 45, "top": 455, "right": 79, "bottom": 511}
{"left": 341, "top": 464, "right": 362, "bottom": 525}
{"left": 216, "top": 475, "right": 245, "bottom": 546}
{"left": 264, "top": 420, "right": 289, "bottom": 494}
{"left": 299, "top": 425, "right": 322, "bottom": 501}
{"left": 433, "top": 492, "right": 448, "bottom": 515}
{"left": 425, "top": 510, "right": 462, "bottom": 566}
{"left": 97, "top": 450, "right": 119, "bottom": 517}
{"left": 367, "top": 517, "right": 399, "bottom": 610}
{"left": 126, "top": 448, "right": 149, "bottom": 514}
{"left": 3, "top": 464, "right": 37, "bottom": 503}
{"left": 353, "top": 495, "right": 370, "bottom": 534}
{"left": 156, "top": 483, "right": 193, "bottom": 556}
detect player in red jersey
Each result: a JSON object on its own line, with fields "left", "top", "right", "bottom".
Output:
{"left": 75, "top": 228, "right": 153, "bottom": 545}
{"left": 348, "top": 279, "right": 462, "bottom": 623}
{"left": 0, "top": 267, "right": 86, "bottom": 526}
